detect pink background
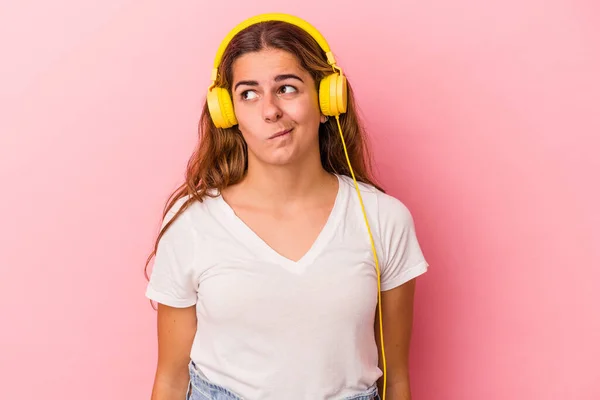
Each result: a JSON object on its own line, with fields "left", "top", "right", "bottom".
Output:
{"left": 1, "top": 1, "right": 599, "bottom": 399}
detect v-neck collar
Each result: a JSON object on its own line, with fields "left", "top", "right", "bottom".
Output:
{"left": 215, "top": 174, "right": 346, "bottom": 271}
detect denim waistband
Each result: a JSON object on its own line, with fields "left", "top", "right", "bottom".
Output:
{"left": 187, "top": 360, "right": 380, "bottom": 400}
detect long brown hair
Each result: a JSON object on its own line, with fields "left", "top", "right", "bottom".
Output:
{"left": 144, "top": 20, "right": 383, "bottom": 281}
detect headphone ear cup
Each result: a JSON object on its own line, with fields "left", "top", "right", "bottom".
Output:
{"left": 207, "top": 87, "right": 238, "bottom": 128}
{"left": 335, "top": 74, "right": 347, "bottom": 114}
{"left": 319, "top": 73, "right": 347, "bottom": 117}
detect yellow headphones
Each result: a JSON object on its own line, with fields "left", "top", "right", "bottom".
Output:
{"left": 207, "top": 13, "right": 348, "bottom": 129}
{"left": 207, "top": 13, "right": 388, "bottom": 400}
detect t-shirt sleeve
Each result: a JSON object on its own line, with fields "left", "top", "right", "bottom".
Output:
{"left": 145, "top": 199, "right": 198, "bottom": 307}
{"left": 377, "top": 193, "right": 429, "bottom": 291}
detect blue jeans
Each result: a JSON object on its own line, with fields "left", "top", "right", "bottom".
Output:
{"left": 186, "top": 360, "right": 381, "bottom": 400}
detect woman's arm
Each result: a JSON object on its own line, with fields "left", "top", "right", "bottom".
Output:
{"left": 150, "top": 303, "right": 197, "bottom": 400}
{"left": 375, "top": 278, "right": 418, "bottom": 400}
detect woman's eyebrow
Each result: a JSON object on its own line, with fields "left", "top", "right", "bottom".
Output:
{"left": 234, "top": 74, "right": 304, "bottom": 91}
{"left": 233, "top": 80, "right": 258, "bottom": 91}
{"left": 274, "top": 74, "right": 304, "bottom": 83}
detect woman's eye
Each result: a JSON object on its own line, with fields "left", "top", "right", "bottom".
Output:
{"left": 279, "top": 85, "right": 297, "bottom": 94}
{"left": 241, "top": 90, "right": 257, "bottom": 100}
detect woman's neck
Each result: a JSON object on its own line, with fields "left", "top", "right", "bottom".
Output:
{"left": 227, "top": 155, "right": 337, "bottom": 209}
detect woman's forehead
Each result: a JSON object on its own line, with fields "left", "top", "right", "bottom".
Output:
{"left": 231, "top": 49, "right": 306, "bottom": 82}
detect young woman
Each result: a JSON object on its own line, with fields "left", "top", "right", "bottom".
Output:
{"left": 145, "top": 13, "right": 429, "bottom": 400}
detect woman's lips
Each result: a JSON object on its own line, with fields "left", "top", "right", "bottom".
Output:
{"left": 269, "top": 128, "right": 293, "bottom": 139}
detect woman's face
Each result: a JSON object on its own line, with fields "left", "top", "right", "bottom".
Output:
{"left": 230, "top": 48, "right": 327, "bottom": 167}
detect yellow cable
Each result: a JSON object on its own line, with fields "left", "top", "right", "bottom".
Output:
{"left": 335, "top": 115, "right": 387, "bottom": 400}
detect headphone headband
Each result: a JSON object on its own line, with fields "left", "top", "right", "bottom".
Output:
{"left": 210, "top": 13, "right": 338, "bottom": 82}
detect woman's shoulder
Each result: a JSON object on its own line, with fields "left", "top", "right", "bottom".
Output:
{"left": 159, "top": 191, "right": 222, "bottom": 232}
{"left": 337, "top": 174, "right": 415, "bottom": 226}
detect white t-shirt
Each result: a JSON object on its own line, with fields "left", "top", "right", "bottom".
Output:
{"left": 146, "top": 174, "right": 428, "bottom": 399}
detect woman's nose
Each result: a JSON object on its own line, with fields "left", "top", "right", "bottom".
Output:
{"left": 262, "top": 92, "right": 282, "bottom": 122}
